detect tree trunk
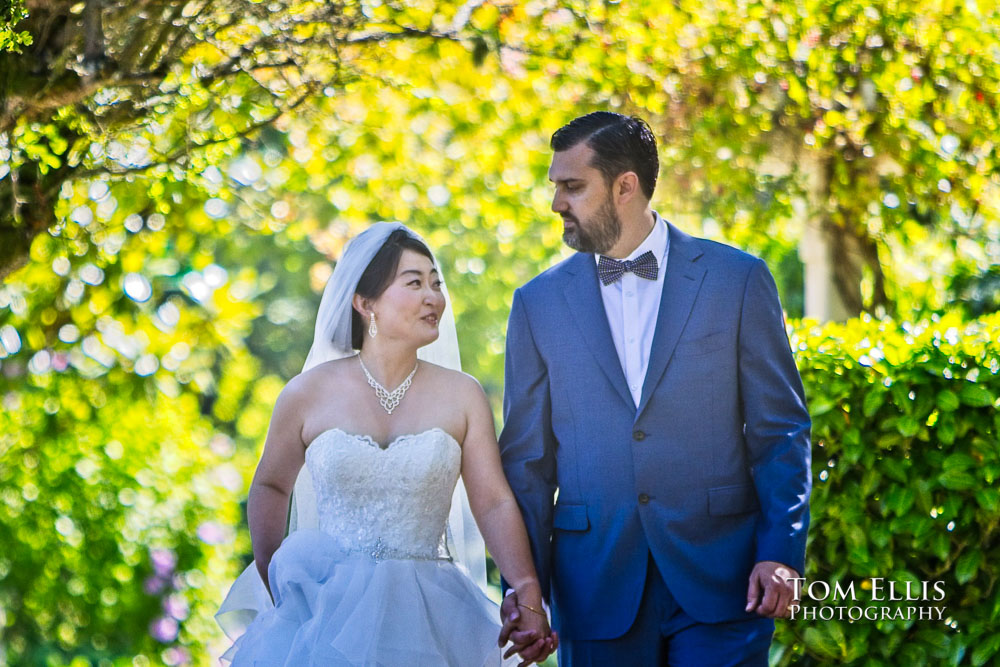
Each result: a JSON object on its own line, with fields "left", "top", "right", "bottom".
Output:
{"left": 0, "top": 157, "right": 67, "bottom": 282}
{"left": 797, "top": 152, "right": 889, "bottom": 321}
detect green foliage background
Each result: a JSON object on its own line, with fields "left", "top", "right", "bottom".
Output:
{"left": 1, "top": 0, "right": 999, "bottom": 664}
{"left": 778, "top": 313, "right": 1000, "bottom": 666}
{"left": 1, "top": 377, "right": 245, "bottom": 663}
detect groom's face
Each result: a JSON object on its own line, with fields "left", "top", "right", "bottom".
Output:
{"left": 549, "top": 142, "right": 622, "bottom": 254}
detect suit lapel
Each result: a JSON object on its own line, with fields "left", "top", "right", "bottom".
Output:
{"left": 562, "top": 253, "right": 635, "bottom": 410}
{"left": 635, "top": 223, "right": 706, "bottom": 420}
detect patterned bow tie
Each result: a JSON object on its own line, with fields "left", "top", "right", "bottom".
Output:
{"left": 597, "top": 251, "right": 659, "bottom": 286}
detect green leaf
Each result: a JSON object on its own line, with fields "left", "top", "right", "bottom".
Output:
{"left": 936, "top": 389, "right": 960, "bottom": 412}
{"left": 846, "top": 524, "right": 866, "bottom": 549}
{"left": 937, "top": 418, "right": 957, "bottom": 445}
{"left": 803, "top": 626, "right": 842, "bottom": 660}
{"left": 956, "top": 548, "right": 982, "bottom": 585}
{"left": 826, "top": 620, "right": 847, "bottom": 652}
{"left": 959, "top": 384, "right": 996, "bottom": 408}
{"left": 869, "top": 523, "right": 891, "bottom": 548}
{"left": 975, "top": 487, "right": 1000, "bottom": 512}
{"left": 863, "top": 390, "right": 885, "bottom": 417}
{"left": 972, "top": 633, "right": 1000, "bottom": 667}
{"left": 811, "top": 400, "right": 836, "bottom": 416}
{"left": 942, "top": 453, "right": 975, "bottom": 471}
{"left": 886, "top": 486, "right": 915, "bottom": 516}
{"left": 897, "top": 416, "right": 920, "bottom": 437}
{"left": 938, "top": 469, "right": 977, "bottom": 490}
{"left": 931, "top": 532, "right": 951, "bottom": 561}
{"left": 915, "top": 628, "right": 949, "bottom": 650}
{"left": 949, "top": 640, "right": 968, "bottom": 665}
{"left": 899, "top": 643, "right": 930, "bottom": 667}
{"left": 881, "top": 458, "right": 909, "bottom": 483}
{"left": 842, "top": 427, "right": 863, "bottom": 463}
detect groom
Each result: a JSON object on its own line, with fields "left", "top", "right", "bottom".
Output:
{"left": 498, "top": 112, "right": 812, "bottom": 665}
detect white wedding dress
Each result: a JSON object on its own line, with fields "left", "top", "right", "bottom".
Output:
{"left": 216, "top": 427, "right": 517, "bottom": 666}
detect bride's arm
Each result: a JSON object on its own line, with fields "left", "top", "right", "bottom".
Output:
{"left": 247, "top": 380, "right": 307, "bottom": 592}
{"left": 458, "top": 377, "right": 550, "bottom": 632}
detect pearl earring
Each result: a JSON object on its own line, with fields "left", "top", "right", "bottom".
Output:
{"left": 368, "top": 312, "right": 378, "bottom": 338}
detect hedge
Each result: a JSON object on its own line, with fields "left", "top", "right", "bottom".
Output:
{"left": 773, "top": 312, "right": 1000, "bottom": 666}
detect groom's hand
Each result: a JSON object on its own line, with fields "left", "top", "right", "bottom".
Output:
{"left": 499, "top": 590, "right": 558, "bottom": 665}
{"left": 746, "top": 561, "right": 800, "bottom": 619}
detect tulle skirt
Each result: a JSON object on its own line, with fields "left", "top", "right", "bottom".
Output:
{"left": 216, "top": 530, "right": 517, "bottom": 666}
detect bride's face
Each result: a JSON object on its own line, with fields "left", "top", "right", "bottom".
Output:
{"left": 369, "top": 249, "right": 446, "bottom": 347}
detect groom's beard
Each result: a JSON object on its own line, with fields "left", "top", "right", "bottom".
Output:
{"left": 562, "top": 195, "right": 622, "bottom": 255}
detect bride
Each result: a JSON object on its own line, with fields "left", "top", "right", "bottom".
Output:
{"left": 216, "top": 222, "right": 557, "bottom": 665}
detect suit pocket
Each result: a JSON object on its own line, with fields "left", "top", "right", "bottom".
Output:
{"left": 552, "top": 503, "right": 589, "bottom": 531}
{"left": 674, "top": 328, "right": 731, "bottom": 357}
{"left": 708, "top": 484, "right": 759, "bottom": 516}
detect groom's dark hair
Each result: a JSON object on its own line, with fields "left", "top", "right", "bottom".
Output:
{"left": 351, "top": 229, "right": 435, "bottom": 350}
{"left": 551, "top": 112, "right": 659, "bottom": 200}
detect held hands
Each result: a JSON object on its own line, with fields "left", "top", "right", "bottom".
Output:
{"left": 498, "top": 588, "right": 559, "bottom": 667}
{"left": 745, "top": 561, "right": 800, "bottom": 619}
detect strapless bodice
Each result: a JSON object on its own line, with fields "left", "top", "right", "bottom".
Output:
{"left": 303, "top": 427, "right": 461, "bottom": 561}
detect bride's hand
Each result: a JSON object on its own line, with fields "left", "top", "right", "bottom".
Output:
{"left": 513, "top": 606, "right": 557, "bottom": 666}
{"left": 501, "top": 587, "right": 558, "bottom": 666}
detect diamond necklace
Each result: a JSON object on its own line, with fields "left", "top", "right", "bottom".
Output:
{"left": 358, "top": 356, "right": 418, "bottom": 415}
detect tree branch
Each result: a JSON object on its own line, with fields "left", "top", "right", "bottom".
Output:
{"left": 76, "top": 83, "right": 319, "bottom": 179}
{"left": 138, "top": 2, "right": 187, "bottom": 71}
{"left": 0, "top": 69, "right": 165, "bottom": 135}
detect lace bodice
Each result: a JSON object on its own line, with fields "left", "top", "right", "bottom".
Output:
{"left": 304, "top": 427, "right": 461, "bottom": 561}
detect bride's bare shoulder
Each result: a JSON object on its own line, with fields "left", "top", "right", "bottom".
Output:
{"left": 286, "top": 357, "right": 357, "bottom": 398}
{"left": 419, "top": 361, "right": 486, "bottom": 402}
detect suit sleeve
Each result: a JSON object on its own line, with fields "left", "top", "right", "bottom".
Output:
{"left": 498, "top": 288, "right": 557, "bottom": 602}
{"left": 738, "top": 258, "right": 812, "bottom": 575}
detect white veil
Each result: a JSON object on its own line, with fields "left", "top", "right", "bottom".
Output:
{"left": 216, "top": 222, "right": 488, "bottom": 647}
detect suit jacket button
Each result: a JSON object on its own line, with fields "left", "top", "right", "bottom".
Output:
{"left": 633, "top": 430, "right": 646, "bottom": 441}
{"left": 638, "top": 493, "right": 650, "bottom": 505}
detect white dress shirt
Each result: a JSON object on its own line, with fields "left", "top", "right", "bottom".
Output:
{"left": 595, "top": 211, "right": 670, "bottom": 408}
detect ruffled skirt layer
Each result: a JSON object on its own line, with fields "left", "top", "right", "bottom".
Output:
{"left": 217, "top": 530, "right": 514, "bottom": 666}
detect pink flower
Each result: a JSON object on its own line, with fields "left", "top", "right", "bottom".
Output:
{"left": 144, "top": 576, "right": 166, "bottom": 595}
{"left": 197, "top": 521, "right": 230, "bottom": 545}
{"left": 150, "top": 549, "right": 177, "bottom": 577}
{"left": 163, "top": 593, "right": 190, "bottom": 621}
{"left": 149, "top": 616, "right": 179, "bottom": 643}
{"left": 52, "top": 352, "right": 69, "bottom": 371}
{"left": 162, "top": 646, "right": 191, "bottom": 665}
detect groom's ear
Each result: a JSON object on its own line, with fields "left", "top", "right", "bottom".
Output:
{"left": 615, "top": 171, "right": 641, "bottom": 205}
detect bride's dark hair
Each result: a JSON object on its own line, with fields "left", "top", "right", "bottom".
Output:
{"left": 350, "top": 229, "right": 435, "bottom": 350}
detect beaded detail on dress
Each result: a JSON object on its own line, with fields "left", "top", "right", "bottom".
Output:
{"left": 304, "top": 427, "right": 460, "bottom": 562}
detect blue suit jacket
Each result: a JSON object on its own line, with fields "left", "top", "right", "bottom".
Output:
{"left": 498, "top": 222, "right": 812, "bottom": 640}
